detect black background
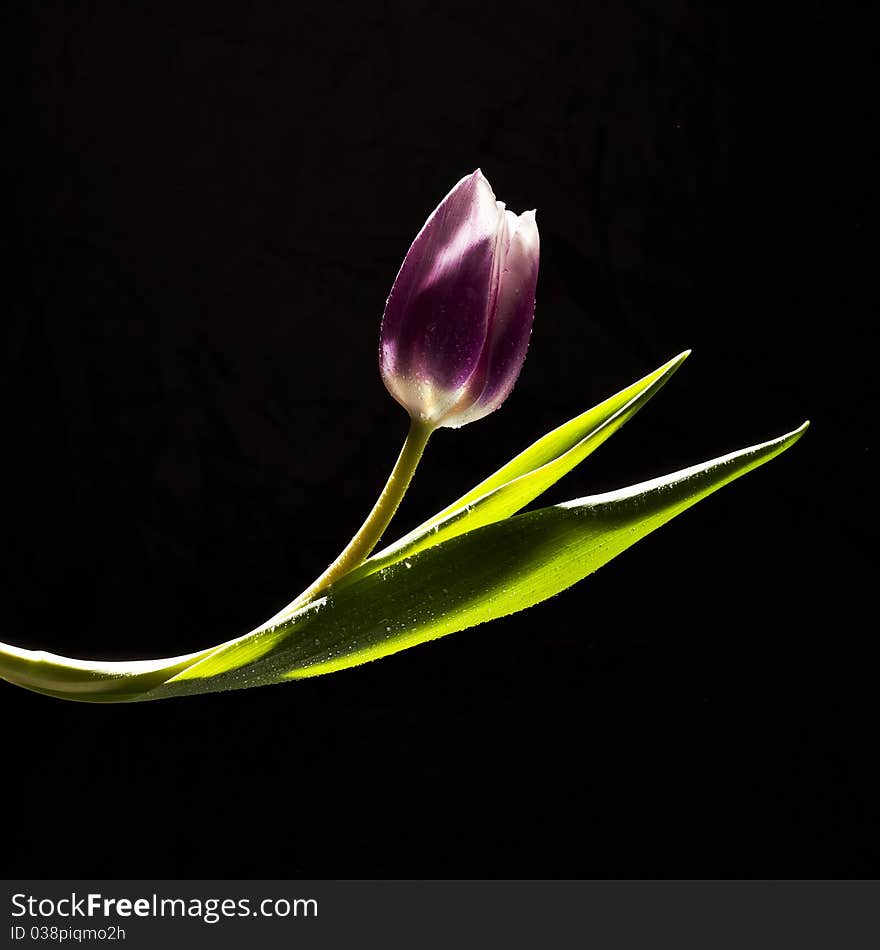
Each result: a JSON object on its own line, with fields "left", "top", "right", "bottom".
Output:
{"left": 5, "top": 2, "right": 874, "bottom": 877}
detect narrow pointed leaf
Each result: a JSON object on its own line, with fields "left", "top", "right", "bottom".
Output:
{"left": 289, "top": 352, "right": 690, "bottom": 616}
{"left": 270, "top": 352, "right": 689, "bottom": 624}
{"left": 0, "top": 421, "right": 807, "bottom": 703}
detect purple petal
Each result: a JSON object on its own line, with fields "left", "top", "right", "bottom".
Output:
{"left": 380, "top": 170, "right": 501, "bottom": 422}
{"left": 442, "top": 209, "right": 539, "bottom": 428}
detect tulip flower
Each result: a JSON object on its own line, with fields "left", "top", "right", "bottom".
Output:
{"left": 380, "top": 168, "right": 540, "bottom": 429}
{"left": 299, "top": 170, "right": 539, "bottom": 601}
{"left": 0, "top": 163, "right": 809, "bottom": 705}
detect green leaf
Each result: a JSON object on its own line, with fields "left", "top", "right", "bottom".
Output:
{"left": 289, "top": 351, "right": 690, "bottom": 611}
{"left": 0, "top": 420, "right": 807, "bottom": 703}
{"left": 0, "top": 642, "right": 216, "bottom": 703}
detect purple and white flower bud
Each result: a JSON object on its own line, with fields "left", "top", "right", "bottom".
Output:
{"left": 380, "top": 169, "right": 539, "bottom": 429}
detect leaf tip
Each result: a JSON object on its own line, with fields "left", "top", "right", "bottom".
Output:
{"left": 666, "top": 349, "right": 691, "bottom": 371}
{"left": 788, "top": 419, "right": 810, "bottom": 442}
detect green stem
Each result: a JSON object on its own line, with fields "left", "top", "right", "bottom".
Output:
{"left": 295, "top": 416, "right": 434, "bottom": 605}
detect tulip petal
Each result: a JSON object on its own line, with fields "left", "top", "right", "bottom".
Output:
{"left": 380, "top": 170, "right": 501, "bottom": 423}
{"left": 445, "top": 209, "right": 539, "bottom": 427}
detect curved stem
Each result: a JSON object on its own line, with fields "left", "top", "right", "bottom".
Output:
{"left": 294, "top": 417, "right": 434, "bottom": 606}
